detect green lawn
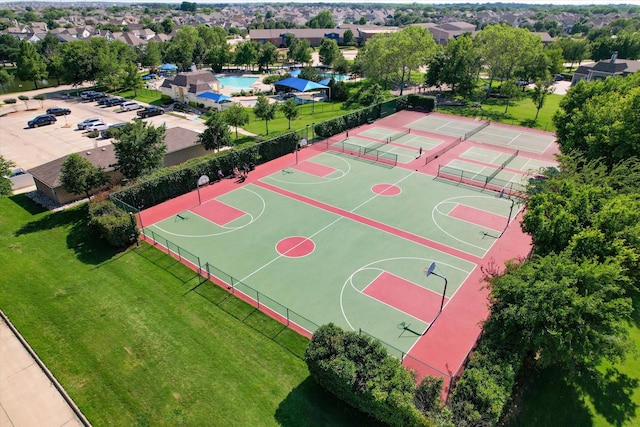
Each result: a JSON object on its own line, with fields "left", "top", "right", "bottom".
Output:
{"left": 503, "top": 323, "right": 640, "bottom": 426}
{"left": 0, "top": 195, "right": 377, "bottom": 426}
{"left": 438, "top": 93, "right": 563, "bottom": 132}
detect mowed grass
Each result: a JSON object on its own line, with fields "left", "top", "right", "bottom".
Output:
{"left": 503, "top": 323, "right": 640, "bottom": 426}
{"left": 0, "top": 195, "right": 377, "bottom": 426}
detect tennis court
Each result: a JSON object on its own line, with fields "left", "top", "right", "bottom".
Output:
{"left": 359, "top": 126, "right": 406, "bottom": 141}
{"left": 406, "top": 115, "right": 486, "bottom": 138}
{"left": 440, "top": 158, "right": 529, "bottom": 194}
{"left": 142, "top": 151, "right": 522, "bottom": 357}
{"left": 329, "top": 136, "right": 419, "bottom": 164}
{"left": 466, "top": 124, "right": 556, "bottom": 154}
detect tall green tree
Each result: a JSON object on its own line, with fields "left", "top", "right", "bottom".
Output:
{"left": 530, "top": 80, "right": 555, "bottom": 121}
{"left": 555, "top": 37, "right": 589, "bottom": 70}
{"left": 425, "top": 33, "right": 479, "bottom": 95}
{"left": 0, "top": 69, "right": 14, "bottom": 92}
{"left": 198, "top": 110, "right": 231, "bottom": 152}
{"left": 253, "top": 93, "right": 276, "bottom": 135}
{"left": 288, "top": 38, "right": 311, "bottom": 65}
{"left": 342, "top": 29, "right": 355, "bottom": 46}
{"left": 60, "top": 153, "right": 108, "bottom": 202}
{"left": 112, "top": 121, "right": 167, "bottom": 180}
{"left": 60, "top": 40, "right": 100, "bottom": 86}
{"left": 122, "top": 62, "right": 144, "bottom": 96}
{"left": 16, "top": 40, "right": 48, "bottom": 89}
{"left": 222, "top": 103, "right": 249, "bottom": 140}
{"left": 0, "top": 155, "right": 15, "bottom": 197}
{"left": 280, "top": 97, "right": 298, "bottom": 130}
{"left": 141, "top": 41, "right": 162, "bottom": 69}
{"left": 256, "top": 42, "right": 278, "bottom": 73}
{"left": 165, "top": 25, "right": 198, "bottom": 70}
{"left": 319, "top": 38, "right": 340, "bottom": 67}
{"left": 387, "top": 26, "right": 437, "bottom": 95}
{"left": 307, "top": 10, "right": 335, "bottom": 29}
{"left": 0, "top": 34, "right": 20, "bottom": 64}
{"left": 234, "top": 41, "right": 257, "bottom": 70}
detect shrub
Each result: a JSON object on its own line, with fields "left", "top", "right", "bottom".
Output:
{"left": 88, "top": 199, "right": 138, "bottom": 247}
{"left": 406, "top": 95, "right": 436, "bottom": 111}
{"left": 305, "top": 323, "right": 431, "bottom": 427}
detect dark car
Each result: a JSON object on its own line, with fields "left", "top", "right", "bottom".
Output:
{"left": 97, "top": 96, "right": 115, "bottom": 105}
{"left": 45, "top": 107, "right": 71, "bottom": 116}
{"left": 80, "top": 90, "right": 99, "bottom": 100}
{"left": 85, "top": 92, "right": 106, "bottom": 101}
{"left": 104, "top": 97, "right": 126, "bottom": 107}
{"left": 137, "top": 106, "right": 164, "bottom": 118}
{"left": 27, "top": 114, "right": 57, "bottom": 128}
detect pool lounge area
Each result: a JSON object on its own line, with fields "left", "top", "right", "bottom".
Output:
{"left": 216, "top": 75, "right": 259, "bottom": 90}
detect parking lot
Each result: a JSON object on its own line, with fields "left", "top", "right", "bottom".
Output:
{"left": 0, "top": 89, "right": 206, "bottom": 171}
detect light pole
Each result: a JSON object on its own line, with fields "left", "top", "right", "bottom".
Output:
{"left": 425, "top": 262, "right": 448, "bottom": 312}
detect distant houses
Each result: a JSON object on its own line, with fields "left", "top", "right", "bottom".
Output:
{"left": 572, "top": 52, "right": 640, "bottom": 85}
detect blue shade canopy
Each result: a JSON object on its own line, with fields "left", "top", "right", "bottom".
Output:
{"left": 196, "top": 92, "right": 230, "bottom": 103}
{"left": 159, "top": 63, "right": 178, "bottom": 70}
{"left": 318, "top": 78, "right": 331, "bottom": 86}
{"left": 275, "top": 77, "right": 328, "bottom": 92}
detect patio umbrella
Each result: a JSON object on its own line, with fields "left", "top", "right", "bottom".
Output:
{"left": 159, "top": 63, "right": 178, "bottom": 71}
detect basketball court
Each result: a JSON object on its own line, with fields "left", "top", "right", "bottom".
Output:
{"left": 138, "top": 109, "right": 554, "bottom": 386}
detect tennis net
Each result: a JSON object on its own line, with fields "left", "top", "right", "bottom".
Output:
{"left": 436, "top": 165, "right": 525, "bottom": 196}
{"left": 328, "top": 139, "right": 397, "bottom": 166}
{"left": 388, "top": 129, "right": 410, "bottom": 143}
{"left": 464, "top": 121, "right": 490, "bottom": 140}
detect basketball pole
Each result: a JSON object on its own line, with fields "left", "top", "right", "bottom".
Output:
{"left": 425, "top": 262, "right": 448, "bottom": 312}
{"left": 500, "top": 197, "right": 515, "bottom": 238}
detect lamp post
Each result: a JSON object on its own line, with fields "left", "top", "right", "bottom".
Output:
{"left": 425, "top": 262, "right": 448, "bottom": 312}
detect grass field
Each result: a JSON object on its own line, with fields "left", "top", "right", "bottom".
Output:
{"left": 0, "top": 195, "right": 378, "bottom": 426}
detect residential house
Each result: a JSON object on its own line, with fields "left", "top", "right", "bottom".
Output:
{"left": 572, "top": 52, "right": 640, "bottom": 85}
{"left": 159, "top": 70, "right": 221, "bottom": 104}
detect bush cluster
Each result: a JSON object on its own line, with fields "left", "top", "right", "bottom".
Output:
{"left": 88, "top": 199, "right": 138, "bottom": 247}
{"left": 405, "top": 94, "right": 436, "bottom": 111}
{"left": 305, "top": 323, "right": 436, "bottom": 427}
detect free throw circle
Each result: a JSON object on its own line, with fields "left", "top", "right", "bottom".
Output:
{"left": 276, "top": 236, "right": 315, "bottom": 258}
{"left": 372, "top": 183, "right": 401, "bottom": 196}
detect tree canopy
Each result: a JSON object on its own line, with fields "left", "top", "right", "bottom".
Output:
{"left": 60, "top": 153, "right": 108, "bottom": 201}
{"left": 112, "top": 121, "right": 167, "bottom": 180}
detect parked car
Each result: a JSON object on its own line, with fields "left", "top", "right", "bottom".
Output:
{"left": 85, "top": 92, "right": 106, "bottom": 101}
{"left": 80, "top": 90, "right": 99, "bottom": 100}
{"left": 120, "top": 101, "right": 141, "bottom": 111}
{"left": 45, "top": 107, "right": 71, "bottom": 116}
{"left": 554, "top": 74, "right": 565, "bottom": 81}
{"left": 77, "top": 117, "right": 104, "bottom": 130}
{"left": 104, "top": 97, "right": 126, "bottom": 107}
{"left": 27, "top": 114, "right": 57, "bottom": 128}
{"left": 92, "top": 93, "right": 109, "bottom": 102}
{"left": 137, "top": 106, "right": 164, "bottom": 118}
{"left": 85, "top": 122, "right": 109, "bottom": 132}
{"left": 101, "top": 122, "right": 127, "bottom": 138}
{"left": 97, "top": 96, "right": 116, "bottom": 105}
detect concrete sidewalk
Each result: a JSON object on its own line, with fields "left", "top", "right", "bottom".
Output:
{"left": 0, "top": 311, "right": 90, "bottom": 427}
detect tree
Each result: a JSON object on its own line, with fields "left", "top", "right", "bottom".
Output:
{"left": 165, "top": 25, "right": 198, "bottom": 70}
{"left": 222, "top": 103, "right": 249, "bottom": 140}
{"left": 0, "top": 155, "right": 15, "bottom": 197}
{"left": 256, "top": 42, "right": 278, "bottom": 73}
{"left": 288, "top": 38, "right": 312, "bottom": 65}
{"left": 307, "top": 10, "right": 335, "bottom": 29}
{"left": 0, "top": 34, "right": 20, "bottom": 64}
{"left": 160, "top": 17, "right": 175, "bottom": 35}
{"left": 18, "top": 95, "right": 29, "bottom": 109}
{"left": 112, "top": 121, "right": 167, "bottom": 180}
{"left": 333, "top": 54, "right": 349, "bottom": 76}
{"left": 486, "top": 252, "right": 633, "bottom": 376}
{"left": 60, "top": 40, "right": 101, "bottom": 86}
{"left": 530, "top": 81, "right": 555, "bottom": 121}
{"left": 475, "top": 24, "right": 544, "bottom": 98}
{"left": 234, "top": 41, "right": 257, "bottom": 70}
{"left": 16, "top": 40, "right": 48, "bottom": 89}
{"left": 33, "top": 93, "right": 45, "bottom": 108}
{"left": 141, "top": 41, "right": 162, "bottom": 69}
{"left": 343, "top": 28, "right": 355, "bottom": 46}
{"left": 556, "top": 37, "right": 589, "bottom": 70}
{"left": 199, "top": 111, "right": 231, "bottom": 152}
{"left": 553, "top": 73, "right": 640, "bottom": 167}
{"left": 253, "top": 93, "right": 276, "bottom": 135}
{"left": 280, "top": 98, "right": 298, "bottom": 130}
{"left": 387, "top": 26, "right": 437, "bottom": 95}
{"left": 0, "top": 69, "right": 14, "bottom": 92}
{"left": 319, "top": 38, "right": 340, "bottom": 67}
{"left": 122, "top": 62, "right": 143, "bottom": 96}
{"left": 425, "top": 33, "right": 480, "bottom": 95}
{"left": 60, "top": 153, "right": 108, "bottom": 202}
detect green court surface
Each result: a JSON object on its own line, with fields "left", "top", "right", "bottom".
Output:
{"left": 144, "top": 153, "right": 521, "bottom": 354}
{"left": 460, "top": 146, "right": 557, "bottom": 173}
{"left": 444, "top": 158, "right": 528, "bottom": 192}
{"left": 407, "top": 115, "right": 481, "bottom": 138}
{"left": 466, "top": 126, "right": 556, "bottom": 154}
{"left": 331, "top": 136, "right": 418, "bottom": 164}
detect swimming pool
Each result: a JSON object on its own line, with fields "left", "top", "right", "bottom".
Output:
{"left": 321, "top": 73, "right": 350, "bottom": 81}
{"left": 216, "top": 76, "right": 259, "bottom": 90}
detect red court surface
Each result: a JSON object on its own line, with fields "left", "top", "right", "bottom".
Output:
{"left": 276, "top": 236, "right": 316, "bottom": 258}
{"left": 291, "top": 161, "right": 336, "bottom": 177}
{"left": 448, "top": 204, "right": 506, "bottom": 231}
{"left": 140, "top": 110, "right": 547, "bottom": 393}
{"left": 371, "top": 183, "right": 402, "bottom": 196}
{"left": 363, "top": 272, "right": 447, "bottom": 324}
{"left": 191, "top": 198, "right": 245, "bottom": 226}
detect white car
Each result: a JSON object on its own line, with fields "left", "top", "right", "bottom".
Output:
{"left": 85, "top": 122, "right": 109, "bottom": 132}
{"left": 77, "top": 117, "right": 104, "bottom": 130}
{"left": 120, "top": 101, "right": 141, "bottom": 111}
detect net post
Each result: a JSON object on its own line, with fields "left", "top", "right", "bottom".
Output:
{"left": 286, "top": 308, "right": 290, "bottom": 326}
{"left": 230, "top": 277, "right": 235, "bottom": 293}
{"left": 257, "top": 292, "right": 260, "bottom": 309}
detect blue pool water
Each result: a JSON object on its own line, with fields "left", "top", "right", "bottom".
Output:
{"left": 216, "top": 76, "right": 259, "bottom": 90}
{"left": 321, "top": 73, "right": 350, "bottom": 81}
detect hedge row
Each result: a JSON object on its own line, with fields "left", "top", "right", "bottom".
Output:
{"left": 111, "top": 132, "right": 298, "bottom": 209}
{"left": 305, "top": 323, "right": 434, "bottom": 427}
{"left": 88, "top": 199, "right": 139, "bottom": 247}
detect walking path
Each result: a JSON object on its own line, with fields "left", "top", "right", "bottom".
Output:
{"left": 0, "top": 311, "right": 90, "bottom": 427}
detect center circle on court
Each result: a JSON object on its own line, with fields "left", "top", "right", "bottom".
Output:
{"left": 276, "top": 236, "right": 315, "bottom": 258}
{"left": 372, "top": 183, "right": 401, "bottom": 196}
